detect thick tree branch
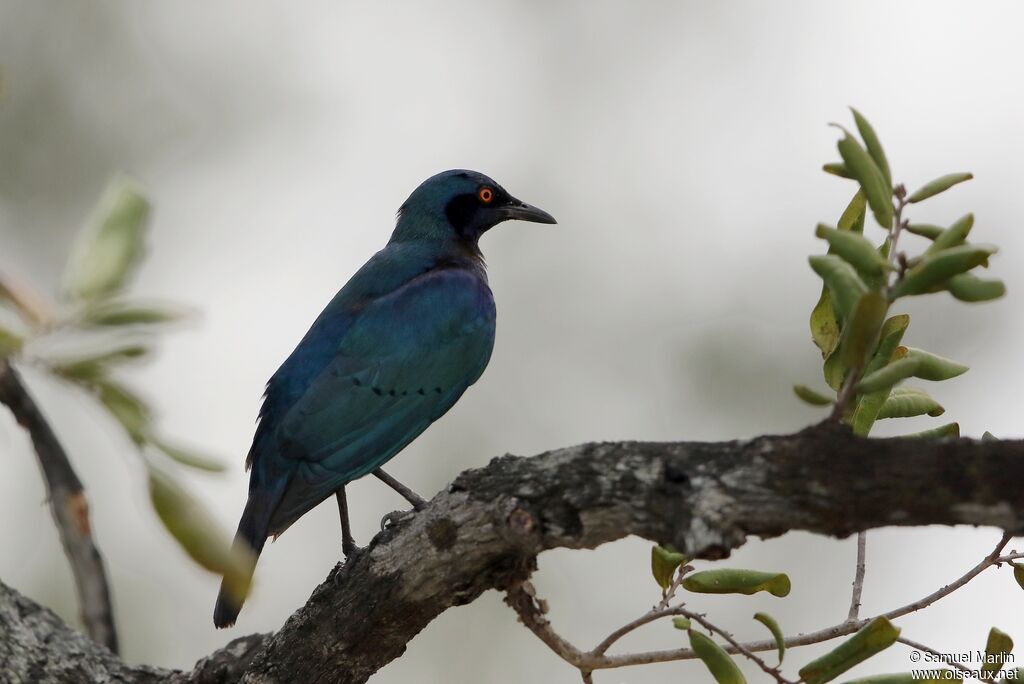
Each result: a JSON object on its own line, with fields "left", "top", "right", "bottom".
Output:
{"left": 0, "top": 579, "right": 161, "bottom": 683}
{"left": 0, "top": 360, "right": 119, "bottom": 652}
{"left": 3, "top": 423, "right": 1024, "bottom": 683}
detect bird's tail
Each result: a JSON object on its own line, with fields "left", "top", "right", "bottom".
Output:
{"left": 213, "top": 490, "right": 276, "bottom": 628}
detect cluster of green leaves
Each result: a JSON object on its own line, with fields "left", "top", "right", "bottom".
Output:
{"left": 796, "top": 109, "right": 1005, "bottom": 438}
{"left": 0, "top": 177, "right": 252, "bottom": 601}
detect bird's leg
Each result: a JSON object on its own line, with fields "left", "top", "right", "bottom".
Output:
{"left": 335, "top": 487, "right": 358, "bottom": 557}
{"left": 374, "top": 468, "right": 428, "bottom": 531}
{"left": 373, "top": 468, "right": 428, "bottom": 509}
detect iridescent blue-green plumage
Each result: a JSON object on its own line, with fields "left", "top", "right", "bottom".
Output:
{"left": 214, "top": 170, "right": 554, "bottom": 627}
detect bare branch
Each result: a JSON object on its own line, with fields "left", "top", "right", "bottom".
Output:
{"left": 0, "top": 361, "right": 118, "bottom": 652}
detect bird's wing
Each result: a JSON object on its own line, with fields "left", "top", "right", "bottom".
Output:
{"left": 266, "top": 267, "right": 495, "bottom": 531}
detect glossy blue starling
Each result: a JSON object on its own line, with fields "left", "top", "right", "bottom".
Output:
{"left": 213, "top": 170, "right": 556, "bottom": 627}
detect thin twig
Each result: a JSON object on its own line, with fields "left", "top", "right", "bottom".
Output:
{"left": 505, "top": 582, "right": 587, "bottom": 667}
{"left": 897, "top": 637, "right": 972, "bottom": 675}
{"left": 848, "top": 531, "right": 867, "bottom": 621}
{"left": 657, "top": 562, "right": 692, "bottom": 610}
{"left": 593, "top": 606, "right": 679, "bottom": 656}
{"left": 0, "top": 361, "right": 118, "bottom": 652}
{"left": 509, "top": 532, "right": 1016, "bottom": 674}
{"left": 594, "top": 563, "right": 693, "bottom": 656}
{"left": 881, "top": 532, "right": 1011, "bottom": 622}
{"left": 886, "top": 186, "right": 909, "bottom": 274}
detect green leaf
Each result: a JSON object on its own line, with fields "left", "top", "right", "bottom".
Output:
{"left": 753, "top": 612, "right": 785, "bottom": 664}
{"left": 672, "top": 616, "right": 692, "bottom": 630}
{"left": 890, "top": 244, "right": 998, "bottom": 299}
{"left": 65, "top": 177, "right": 151, "bottom": 301}
{"left": 810, "top": 289, "right": 840, "bottom": 361}
{"left": 982, "top": 431, "right": 998, "bottom": 441}
{"left": 946, "top": 274, "right": 1006, "bottom": 302}
{"left": 689, "top": 630, "right": 747, "bottom": 684}
{"left": 816, "top": 225, "right": 893, "bottom": 277}
{"left": 839, "top": 292, "right": 888, "bottom": 370}
{"left": 95, "top": 379, "right": 150, "bottom": 444}
{"left": 857, "top": 356, "right": 920, "bottom": 394}
{"left": 682, "top": 569, "right": 791, "bottom": 597}
{"left": 52, "top": 345, "right": 148, "bottom": 378}
{"left": 651, "top": 545, "right": 687, "bottom": 590}
{"left": 838, "top": 190, "right": 868, "bottom": 234}
{"left": 52, "top": 359, "right": 107, "bottom": 383}
{"left": 904, "top": 347, "right": 969, "bottom": 381}
{"left": 1010, "top": 562, "right": 1024, "bottom": 592}
{"left": 877, "top": 387, "right": 944, "bottom": 419}
{"left": 810, "top": 192, "right": 867, "bottom": 359}
{"left": 823, "top": 162, "right": 855, "bottom": 179}
{"left": 925, "top": 214, "right": 974, "bottom": 254}
{"left": 148, "top": 467, "right": 254, "bottom": 605}
{"left": 857, "top": 348, "right": 967, "bottom": 393}
{"left": 981, "top": 627, "right": 1013, "bottom": 675}
{"left": 908, "top": 172, "right": 973, "bottom": 203}
{"left": 809, "top": 255, "right": 869, "bottom": 323}
{"left": 823, "top": 350, "right": 846, "bottom": 393}
{"left": 900, "top": 422, "right": 960, "bottom": 439}
{"left": 794, "top": 384, "right": 834, "bottom": 406}
{"left": 851, "top": 315, "right": 910, "bottom": 435}
{"left": 904, "top": 224, "right": 945, "bottom": 240}
{"left": 82, "top": 301, "right": 183, "bottom": 327}
{"left": 0, "top": 326, "right": 23, "bottom": 358}
{"left": 798, "top": 616, "right": 900, "bottom": 684}
{"left": 151, "top": 437, "right": 225, "bottom": 473}
{"left": 851, "top": 108, "right": 892, "bottom": 186}
{"left": 834, "top": 127, "right": 893, "bottom": 228}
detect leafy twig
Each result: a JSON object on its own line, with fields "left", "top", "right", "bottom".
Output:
{"left": 508, "top": 532, "right": 1017, "bottom": 676}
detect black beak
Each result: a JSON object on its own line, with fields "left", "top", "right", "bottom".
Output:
{"left": 501, "top": 198, "right": 557, "bottom": 224}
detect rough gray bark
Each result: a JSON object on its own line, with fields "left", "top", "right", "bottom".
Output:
{"left": 3, "top": 423, "right": 1024, "bottom": 683}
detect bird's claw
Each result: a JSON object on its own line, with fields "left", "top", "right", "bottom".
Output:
{"left": 380, "top": 508, "right": 418, "bottom": 531}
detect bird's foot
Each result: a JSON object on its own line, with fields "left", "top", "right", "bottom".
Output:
{"left": 334, "top": 545, "right": 365, "bottom": 583}
{"left": 342, "top": 540, "right": 364, "bottom": 559}
{"left": 380, "top": 508, "right": 419, "bottom": 531}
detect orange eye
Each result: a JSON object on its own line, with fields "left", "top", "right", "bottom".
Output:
{"left": 478, "top": 187, "right": 494, "bottom": 204}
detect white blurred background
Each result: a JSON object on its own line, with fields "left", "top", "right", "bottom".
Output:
{"left": 1, "top": 2, "right": 1022, "bottom": 681}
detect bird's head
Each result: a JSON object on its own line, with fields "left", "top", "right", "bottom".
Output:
{"left": 393, "top": 169, "right": 556, "bottom": 244}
